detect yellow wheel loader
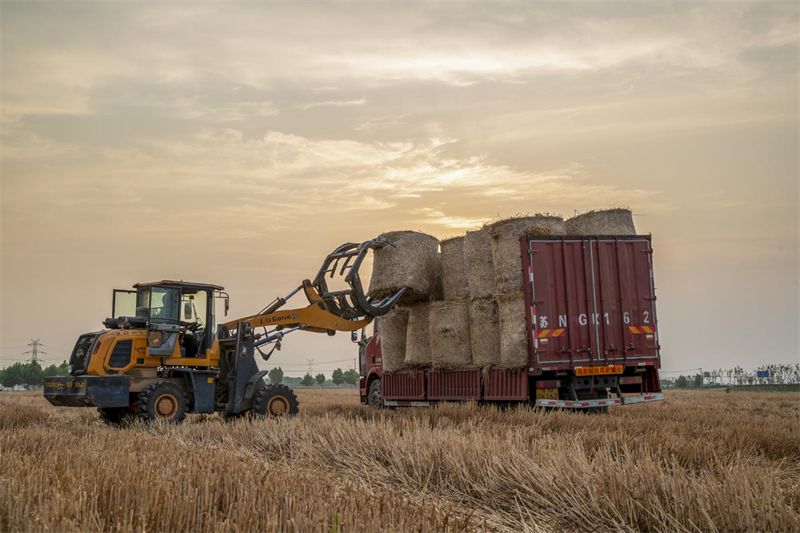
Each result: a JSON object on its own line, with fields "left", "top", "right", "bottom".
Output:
{"left": 43, "top": 238, "right": 404, "bottom": 424}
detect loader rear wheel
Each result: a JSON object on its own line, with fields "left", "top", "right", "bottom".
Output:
{"left": 98, "top": 407, "right": 134, "bottom": 425}
{"left": 254, "top": 384, "right": 299, "bottom": 417}
{"left": 135, "top": 381, "right": 187, "bottom": 423}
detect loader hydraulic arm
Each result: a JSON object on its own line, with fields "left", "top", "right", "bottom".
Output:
{"left": 223, "top": 237, "right": 405, "bottom": 357}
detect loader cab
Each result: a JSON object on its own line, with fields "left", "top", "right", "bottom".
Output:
{"left": 112, "top": 280, "right": 227, "bottom": 358}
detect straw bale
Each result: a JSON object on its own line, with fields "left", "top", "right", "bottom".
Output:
{"left": 468, "top": 296, "right": 500, "bottom": 367}
{"left": 566, "top": 208, "right": 636, "bottom": 235}
{"left": 429, "top": 300, "right": 472, "bottom": 370}
{"left": 463, "top": 229, "right": 494, "bottom": 297}
{"left": 380, "top": 307, "right": 409, "bottom": 373}
{"left": 494, "top": 291, "right": 528, "bottom": 369}
{"left": 368, "top": 231, "right": 442, "bottom": 305}
{"left": 488, "top": 215, "right": 566, "bottom": 293}
{"left": 440, "top": 236, "right": 469, "bottom": 300}
{"left": 404, "top": 303, "right": 432, "bottom": 368}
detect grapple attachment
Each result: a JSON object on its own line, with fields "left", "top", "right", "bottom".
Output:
{"left": 306, "top": 237, "right": 406, "bottom": 320}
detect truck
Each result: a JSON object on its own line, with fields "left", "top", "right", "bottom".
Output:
{"left": 356, "top": 235, "right": 664, "bottom": 411}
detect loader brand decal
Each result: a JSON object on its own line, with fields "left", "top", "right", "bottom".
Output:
{"left": 628, "top": 326, "right": 656, "bottom": 334}
{"left": 575, "top": 365, "right": 623, "bottom": 376}
{"left": 114, "top": 330, "right": 145, "bottom": 337}
{"left": 536, "top": 329, "right": 566, "bottom": 339}
{"left": 264, "top": 312, "right": 299, "bottom": 324}
{"left": 45, "top": 381, "right": 84, "bottom": 389}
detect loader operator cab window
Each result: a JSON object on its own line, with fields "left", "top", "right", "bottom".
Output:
{"left": 150, "top": 287, "right": 180, "bottom": 323}
{"left": 178, "top": 288, "right": 213, "bottom": 358}
{"left": 140, "top": 284, "right": 217, "bottom": 358}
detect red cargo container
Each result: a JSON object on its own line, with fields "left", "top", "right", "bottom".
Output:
{"left": 358, "top": 235, "right": 663, "bottom": 410}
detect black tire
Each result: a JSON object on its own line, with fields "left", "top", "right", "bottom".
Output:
{"left": 253, "top": 383, "right": 299, "bottom": 417}
{"left": 98, "top": 407, "right": 134, "bottom": 425}
{"left": 367, "top": 379, "right": 383, "bottom": 409}
{"left": 135, "top": 381, "right": 187, "bottom": 423}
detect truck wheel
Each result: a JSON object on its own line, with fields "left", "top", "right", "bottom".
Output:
{"left": 254, "top": 384, "right": 299, "bottom": 417}
{"left": 97, "top": 407, "right": 134, "bottom": 425}
{"left": 368, "top": 379, "right": 383, "bottom": 409}
{"left": 135, "top": 381, "right": 187, "bottom": 423}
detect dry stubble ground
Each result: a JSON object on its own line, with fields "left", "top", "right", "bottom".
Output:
{"left": 1, "top": 389, "right": 798, "bottom": 533}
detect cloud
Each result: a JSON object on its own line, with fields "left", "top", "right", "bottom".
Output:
{"left": 411, "top": 208, "right": 490, "bottom": 230}
{"left": 166, "top": 99, "right": 279, "bottom": 122}
{"left": 298, "top": 99, "right": 366, "bottom": 110}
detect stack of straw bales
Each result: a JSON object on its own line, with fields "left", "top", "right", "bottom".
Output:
{"left": 369, "top": 230, "right": 442, "bottom": 305}
{"left": 566, "top": 208, "right": 636, "bottom": 235}
{"left": 371, "top": 208, "right": 635, "bottom": 372}
{"left": 429, "top": 301, "right": 471, "bottom": 369}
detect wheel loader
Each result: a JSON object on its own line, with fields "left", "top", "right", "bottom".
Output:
{"left": 43, "top": 238, "right": 404, "bottom": 424}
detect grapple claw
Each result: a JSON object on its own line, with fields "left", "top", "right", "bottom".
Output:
{"left": 308, "top": 237, "right": 404, "bottom": 320}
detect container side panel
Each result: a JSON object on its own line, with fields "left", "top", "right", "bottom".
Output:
{"left": 383, "top": 371, "right": 426, "bottom": 400}
{"left": 484, "top": 368, "right": 528, "bottom": 401}
{"left": 427, "top": 368, "right": 481, "bottom": 400}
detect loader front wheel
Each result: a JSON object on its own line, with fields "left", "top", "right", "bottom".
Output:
{"left": 135, "top": 381, "right": 187, "bottom": 423}
{"left": 254, "top": 383, "right": 299, "bottom": 417}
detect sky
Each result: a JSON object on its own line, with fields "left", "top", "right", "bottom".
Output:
{"left": 1, "top": 1, "right": 798, "bottom": 377}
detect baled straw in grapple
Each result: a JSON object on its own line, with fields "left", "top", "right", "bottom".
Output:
{"left": 487, "top": 215, "right": 566, "bottom": 293}
{"left": 463, "top": 229, "right": 493, "bottom": 298}
{"left": 468, "top": 296, "right": 500, "bottom": 367}
{"left": 440, "top": 236, "right": 469, "bottom": 300}
{"left": 380, "top": 307, "right": 409, "bottom": 372}
{"left": 404, "top": 302, "right": 432, "bottom": 368}
{"left": 429, "top": 300, "right": 472, "bottom": 370}
{"left": 368, "top": 230, "right": 442, "bottom": 305}
{"left": 566, "top": 208, "right": 636, "bottom": 235}
{"left": 494, "top": 291, "right": 528, "bottom": 369}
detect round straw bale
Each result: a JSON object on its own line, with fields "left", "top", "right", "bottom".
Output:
{"left": 463, "top": 229, "right": 493, "bottom": 298}
{"left": 487, "top": 216, "right": 566, "bottom": 293}
{"left": 429, "top": 300, "right": 472, "bottom": 370}
{"left": 379, "top": 307, "right": 409, "bottom": 373}
{"left": 468, "top": 296, "right": 500, "bottom": 368}
{"left": 368, "top": 231, "right": 442, "bottom": 305}
{"left": 566, "top": 208, "right": 636, "bottom": 235}
{"left": 404, "top": 303, "right": 431, "bottom": 368}
{"left": 494, "top": 291, "right": 528, "bottom": 369}
{"left": 440, "top": 236, "right": 469, "bottom": 300}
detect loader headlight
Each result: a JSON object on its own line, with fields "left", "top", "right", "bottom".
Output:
{"left": 68, "top": 365, "right": 74, "bottom": 375}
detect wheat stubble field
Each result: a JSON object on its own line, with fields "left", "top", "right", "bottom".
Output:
{"left": 1, "top": 389, "right": 798, "bottom": 533}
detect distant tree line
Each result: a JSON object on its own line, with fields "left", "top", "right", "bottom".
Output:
{"left": 663, "top": 364, "right": 800, "bottom": 389}
{"left": 0, "top": 360, "right": 68, "bottom": 388}
{"left": 706, "top": 365, "right": 800, "bottom": 386}
{"left": 267, "top": 367, "right": 360, "bottom": 387}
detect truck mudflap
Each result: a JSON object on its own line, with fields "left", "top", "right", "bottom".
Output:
{"left": 535, "top": 393, "right": 664, "bottom": 409}
{"left": 43, "top": 375, "right": 130, "bottom": 408}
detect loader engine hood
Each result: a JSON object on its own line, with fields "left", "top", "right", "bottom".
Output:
{"left": 66, "top": 331, "right": 104, "bottom": 376}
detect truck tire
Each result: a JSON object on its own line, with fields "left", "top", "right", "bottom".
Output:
{"left": 135, "top": 381, "right": 187, "bottom": 423}
{"left": 97, "top": 407, "right": 134, "bottom": 425}
{"left": 367, "top": 379, "right": 383, "bottom": 409}
{"left": 253, "top": 383, "right": 299, "bottom": 417}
